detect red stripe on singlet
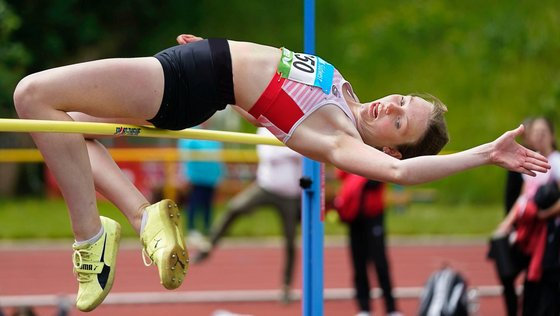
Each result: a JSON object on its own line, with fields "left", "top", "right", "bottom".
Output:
{"left": 249, "top": 72, "right": 304, "bottom": 134}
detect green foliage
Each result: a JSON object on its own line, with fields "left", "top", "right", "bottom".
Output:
{"left": 386, "top": 202, "right": 503, "bottom": 236}
{"left": 0, "top": 198, "right": 136, "bottom": 239}
{"left": 0, "top": 0, "right": 29, "bottom": 117}
{"left": 8, "top": 0, "right": 172, "bottom": 68}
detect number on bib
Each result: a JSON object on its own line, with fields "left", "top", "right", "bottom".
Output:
{"left": 277, "top": 48, "right": 334, "bottom": 94}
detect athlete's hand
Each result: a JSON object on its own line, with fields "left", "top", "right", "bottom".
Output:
{"left": 176, "top": 34, "right": 204, "bottom": 45}
{"left": 490, "top": 124, "right": 550, "bottom": 176}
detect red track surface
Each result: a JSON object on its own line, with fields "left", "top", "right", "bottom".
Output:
{"left": 0, "top": 239, "right": 506, "bottom": 316}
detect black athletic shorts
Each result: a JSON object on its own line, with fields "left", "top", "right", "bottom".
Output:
{"left": 149, "top": 38, "right": 235, "bottom": 130}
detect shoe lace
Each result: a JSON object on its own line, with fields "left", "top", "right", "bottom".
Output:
{"left": 141, "top": 248, "right": 153, "bottom": 267}
{"left": 72, "top": 249, "right": 94, "bottom": 282}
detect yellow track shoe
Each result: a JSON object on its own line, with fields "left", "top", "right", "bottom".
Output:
{"left": 140, "top": 199, "right": 189, "bottom": 289}
{"left": 72, "top": 216, "right": 121, "bottom": 312}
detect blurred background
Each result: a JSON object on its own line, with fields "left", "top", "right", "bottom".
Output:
{"left": 0, "top": 0, "right": 559, "bottom": 315}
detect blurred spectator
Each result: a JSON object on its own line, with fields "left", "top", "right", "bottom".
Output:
{"left": 492, "top": 117, "right": 560, "bottom": 316}
{"left": 530, "top": 117, "right": 560, "bottom": 316}
{"left": 193, "top": 127, "right": 302, "bottom": 303}
{"left": 493, "top": 117, "right": 533, "bottom": 316}
{"left": 334, "top": 170, "right": 401, "bottom": 316}
{"left": 178, "top": 124, "right": 225, "bottom": 247}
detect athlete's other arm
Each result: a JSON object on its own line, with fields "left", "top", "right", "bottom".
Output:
{"left": 176, "top": 34, "right": 204, "bottom": 45}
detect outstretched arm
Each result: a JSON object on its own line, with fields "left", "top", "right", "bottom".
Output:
{"left": 327, "top": 125, "right": 550, "bottom": 185}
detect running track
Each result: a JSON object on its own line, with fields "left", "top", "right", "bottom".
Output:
{"left": 0, "top": 238, "right": 507, "bottom": 315}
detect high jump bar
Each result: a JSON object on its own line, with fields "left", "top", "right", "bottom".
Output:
{"left": 0, "top": 118, "right": 283, "bottom": 146}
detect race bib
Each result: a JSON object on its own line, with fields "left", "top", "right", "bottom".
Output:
{"left": 278, "top": 48, "right": 334, "bottom": 94}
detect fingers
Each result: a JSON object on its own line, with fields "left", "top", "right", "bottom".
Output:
{"left": 516, "top": 149, "right": 551, "bottom": 176}
{"left": 525, "top": 150, "right": 551, "bottom": 169}
{"left": 523, "top": 161, "right": 550, "bottom": 174}
{"left": 176, "top": 34, "right": 204, "bottom": 45}
{"left": 519, "top": 157, "right": 550, "bottom": 176}
{"left": 527, "top": 150, "right": 549, "bottom": 163}
{"left": 519, "top": 166, "right": 536, "bottom": 177}
{"left": 504, "top": 124, "right": 524, "bottom": 140}
{"left": 176, "top": 34, "right": 194, "bottom": 45}
{"left": 176, "top": 34, "right": 187, "bottom": 44}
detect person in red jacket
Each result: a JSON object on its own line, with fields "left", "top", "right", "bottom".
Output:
{"left": 334, "top": 170, "right": 402, "bottom": 316}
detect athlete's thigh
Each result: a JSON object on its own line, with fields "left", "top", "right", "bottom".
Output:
{"left": 31, "top": 57, "right": 164, "bottom": 120}
{"left": 68, "top": 112, "right": 152, "bottom": 126}
{"left": 68, "top": 112, "right": 153, "bottom": 139}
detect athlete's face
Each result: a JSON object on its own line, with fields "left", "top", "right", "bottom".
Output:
{"left": 357, "top": 94, "right": 433, "bottom": 153}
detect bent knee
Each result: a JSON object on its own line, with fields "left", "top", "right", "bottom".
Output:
{"left": 13, "top": 74, "right": 48, "bottom": 119}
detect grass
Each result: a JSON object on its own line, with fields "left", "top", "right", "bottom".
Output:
{"left": 385, "top": 203, "right": 504, "bottom": 236}
{"left": 0, "top": 197, "right": 504, "bottom": 241}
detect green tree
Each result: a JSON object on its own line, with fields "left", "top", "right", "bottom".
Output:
{"left": 0, "top": 0, "right": 29, "bottom": 117}
{"left": 8, "top": 0, "right": 178, "bottom": 71}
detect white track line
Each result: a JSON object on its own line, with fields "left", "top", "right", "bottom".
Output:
{"left": 0, "top": 285, "right": 516, "bottom": 307}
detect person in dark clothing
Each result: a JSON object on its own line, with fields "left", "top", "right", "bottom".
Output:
{"left": 505, "top": 171, "right": 524, "bottom": 215}
{"left": 334, "top": 170, "right": 401, "bottom": 316}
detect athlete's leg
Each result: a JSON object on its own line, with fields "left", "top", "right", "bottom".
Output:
{"left": 274, "top": 195, "right": 299, "bottom": 289}
{"left": 209, "top": 183, "right": 268, "bottom": 246}
{"left": 192, "top": 183, "right": 268, "bottom": 263}
{"left": 368, "top": 214, "right": 397, "bottom": 313}
{"left": 274, "top": 195, "right": 300, "bottom": 303}
{"left": 13, "top": 57, "right": 164, "bottom": 241}
{"left": 349, "top": 219, "right": 371, "bottom": 312}
{"left": 65, "top": 112, "right": 151, "bottom": 235}
{"left": 200, "top": 185, "right": 216, "bottom": 235}
{"left": 86, "top": 138, "right": 148, "bottom": 234}
{"left": 187, "top": 185, "right": 204, "bottom": 232}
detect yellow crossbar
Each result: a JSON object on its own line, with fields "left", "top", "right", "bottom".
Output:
{"left": 0, "top": 119, "right": 283, "bottom": 146}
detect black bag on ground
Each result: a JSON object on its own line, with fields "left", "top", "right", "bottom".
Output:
{"left": 418, "top": 266, "right": 469, "bottom": 316}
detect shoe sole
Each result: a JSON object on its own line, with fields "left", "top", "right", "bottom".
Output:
{"left": 155, "top": 200, "right": 189, "bottom": 290}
